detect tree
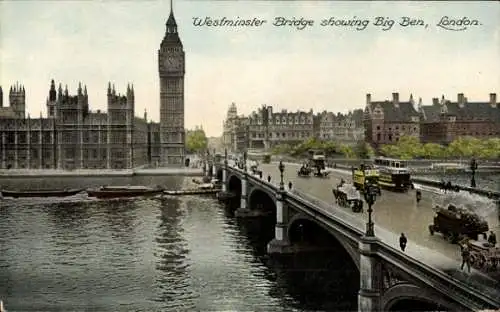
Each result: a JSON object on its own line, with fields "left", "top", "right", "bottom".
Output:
{"left": 396, "top": 136, "right": 422, "bottom": 159}
{"left": 446, "top": 136, "right": 482, "bottom": 158}
{"left": 380, "top": 144, "right": 401, "bottom": 158}
{"left": 186, "top": 128, "right": 208, "bottom": 154}
{"left": 354, "top": 141, "right": 374, "bottom": 159}
{"left": 321, "top": 141, "right": 337, "bottom": 156}
{"left": 421, "top": 143, "right": 445, "bottom": 159}
{"left": 340, "top": 144, "right": 355, "bottom": 159}
{"left": 478, "top": 138, "right": 500, "bottom": 159}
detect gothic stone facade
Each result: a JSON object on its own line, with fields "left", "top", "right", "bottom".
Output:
{"left": 364, "top": 93, "right": 421, "bottom": 148}
{"left": 158, "top": 6, "right": 186, "bottom": 166}
{"left": 0, "top": 80, "right": 160, "bottom": 170}
{"left": 317, "top": 109, "right": 364, "bottom": 144}
{"left": 248, "top": 105, "right": 315, "bottom": 149}
{"left": 419, "top": 93, "right": 499, "bottom": 145}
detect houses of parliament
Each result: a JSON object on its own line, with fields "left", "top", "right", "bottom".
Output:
{"left": 0, "top": 4, "right": 186, "bottom": 170}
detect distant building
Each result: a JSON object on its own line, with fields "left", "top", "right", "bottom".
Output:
{"left": 222, "top": 102, "right": 239, "bottom": 152}
{"left": 248, "top": 105, "right": 315, "bottom": 149}
{"left": 317, "top": 109, "right": 364, "bottom": 144}
{"left": 419, "top": 93, "right": 499, "bottom": 145}
{"left": 364, "top": 93, "right": 420, "bottom": 148}
{"left": 0, "top": 80, "right": 155, "bottom": 170}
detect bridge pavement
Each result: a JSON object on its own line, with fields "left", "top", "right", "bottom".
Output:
{"left": 253, "top": 162, "right": 500, "bottom": 298}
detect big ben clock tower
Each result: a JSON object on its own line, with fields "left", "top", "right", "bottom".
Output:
{"left": 158, "top": 0, "right": 185, "bottom": 166}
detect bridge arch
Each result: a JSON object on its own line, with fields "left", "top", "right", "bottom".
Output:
{"left": 382, "top": 283, "right": 452, "bottom": 311}
{"left": 287, "top": 213, "right": 360, "bottom": 271}
{"left": 227, "top": 174, "right": 242, "bottom": 195}
{"left": 247, "top": 188, "right": 276, "bottom": 214}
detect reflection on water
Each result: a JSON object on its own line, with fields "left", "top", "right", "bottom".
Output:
{"left": 153, "top": 198, "right": 196, "bottom": 310}
{"left": 0, "top": 177, "right": 360, "bottom": 311}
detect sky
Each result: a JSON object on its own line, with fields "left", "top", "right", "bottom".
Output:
{"left": 0, "top": 1, "right": 499, "bottom": 137}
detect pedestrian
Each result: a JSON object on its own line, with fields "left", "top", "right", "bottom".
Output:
{"left": 460, "top": 243, "right": 471, "bottom": 273}
{"left": 416, "top": 189, "right": 422, "bottom": 204}
{"left": 267, "top": 175, "right": 271, "bottom": 183}
{"left": 288, "top": 181, "right": 293, "bottom": 190}
{"left": 399, "top": 233, "right": 407, "bottom": 252}
{"left": 259, "top": 171, "right": 263, "bottom": 179}
{"left": 487, "top": 231, "right": 497, "bottom": 247}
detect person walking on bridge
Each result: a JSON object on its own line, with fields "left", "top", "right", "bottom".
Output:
{"left": 487, "top": 231, "right": 497, "bottom": 247}
{"left": 399, "top": 233, "right": 407, "bottom": 252}
{"left": 460, "top": 243, "right": 471, "bottom": 273}
{"left": 415, "top": 188, "right": 422, "bottom": 204}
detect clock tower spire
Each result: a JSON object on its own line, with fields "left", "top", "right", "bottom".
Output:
{"left": 158, "top": 0, "right": 186, "bottom": 166}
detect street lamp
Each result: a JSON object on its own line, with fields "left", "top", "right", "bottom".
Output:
{"left": 279, "top": 160, "right": 285, "bottom": 190}
{"left": 363, "top": 182, "right": 378, "bottom": 237}
{"left": 470, "top": 158, "right": 478, "bottom": 188}
{"left": 243, "top": 151, "right": 247, "bottom": 173}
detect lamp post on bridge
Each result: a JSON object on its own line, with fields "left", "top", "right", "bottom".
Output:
{"left": 243, "top": 151, "right": 248, "bottom": 173}
{"left": 363, "top": 182, "right": 378, "bottom": 237}
{"left": 470, "top": 158, "right": 478, "bottom": 188}
{"left": 279, "top": 160, "right": 285, "bottom": 191}
{"left": 222, "top": 148, "right": 228, "bottom": 193}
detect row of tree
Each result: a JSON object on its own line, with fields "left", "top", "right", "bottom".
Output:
{"left": 271, "top": 136, "right": 500, "bottom": 160}
{"left": 379, "top": 136, "right": 500, "bottom": 160}
{"left": 271, "top": 138, "right": 375, "bottom": 159}
{"left": 186, "top": 127, "right": 499, "bottom": 161}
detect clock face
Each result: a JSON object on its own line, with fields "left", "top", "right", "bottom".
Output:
{"left": 164, "top": 55, "right": 182, "bottom": 71}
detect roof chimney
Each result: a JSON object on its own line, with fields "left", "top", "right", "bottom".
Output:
{"left": 432, "top": 98, "right": 439, "bottom": 106}
{"left": 392, "top": 92, "right": 399, "bottom": 108}
{"left": 457, "top": 93, "right": 465, "bottom": 108}
{"left": 490, "top": 93, "right": 497, "bottom": 108}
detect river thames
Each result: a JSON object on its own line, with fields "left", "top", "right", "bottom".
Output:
{"left": 0, "top": 176, "right": 357, "bottom": 312}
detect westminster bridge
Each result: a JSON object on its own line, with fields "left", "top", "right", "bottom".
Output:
{"left": 216, "top": 159, "right": 500, "bottom": 312}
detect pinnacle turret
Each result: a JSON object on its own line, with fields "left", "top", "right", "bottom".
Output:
{"left": 166, "top": 0, "right": 177, "bottom": 28}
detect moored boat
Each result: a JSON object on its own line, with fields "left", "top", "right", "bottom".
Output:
{"left": 1, "top": 188, "right": 84, "bottom": 198}
{"left": 86, "top": 185, "right": 164, "bottom": 199}
{"left": 164, "top": 188, "right": 220, "bottom": 196}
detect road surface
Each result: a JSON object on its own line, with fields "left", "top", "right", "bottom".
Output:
{"left": 258, "top": 163, "right": 500, "bottom": 266}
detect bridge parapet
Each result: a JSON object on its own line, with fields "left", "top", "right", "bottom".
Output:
{"left": 222, "top": 163, "right": 500, "bottom": 311}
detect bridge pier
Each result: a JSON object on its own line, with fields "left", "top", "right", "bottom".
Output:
{"left": 234, "top": 162, "right": 253, "bottom": 217}
{"left": 217, "top": 150, "right": 235, "bottom": 203}
{"left": 267, "top": 189, "right": 294, "bottom": 253}
{"left": 358, "top": 236, "right": 383, "bottom": 312}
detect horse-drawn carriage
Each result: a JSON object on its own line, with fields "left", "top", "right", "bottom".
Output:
{"left": 297, "top": 165, "right": 312, "bottom": 177}
{"left": 249, "top": 160, "right": 262, "bottom": 176}
{"left": 428, "top": 204, "right": 489, "bottom": 243}
{"left": 332, "top": 183, "right": 363, "bottom": 213}
{"left": 310, "top": 154, "right": 330, "bottom": 178}
{"left": 467, "top": 240, "right": 500, "bottom": 272}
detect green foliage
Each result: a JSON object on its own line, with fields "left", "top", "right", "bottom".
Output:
{"left": 354, "top": 141, "right": 375, "bottom": 159}
{"left": 273, "top": 138, "right": 335, "bottom": 158}
{"left": 269, "top": 135, "right": 500, "bottom": 160}
{"left": 379, "top": 136, "right": 500, "bottom": 159}
{"left": 340, "top": 144, "right": 355, "bottom": 159}
{"left": 186, "top": 128, "right": 208, "bottom": 153}
{"left": 420, "top": 143, "right": 445, "bottom": 159}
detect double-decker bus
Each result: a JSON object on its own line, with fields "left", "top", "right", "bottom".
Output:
{"left": 373, "top": 157, "right": 412, "bottom": 192}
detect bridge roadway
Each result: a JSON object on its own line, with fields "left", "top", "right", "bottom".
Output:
{"left": 255, "top": 162, "right": 500, "bottom": 297}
